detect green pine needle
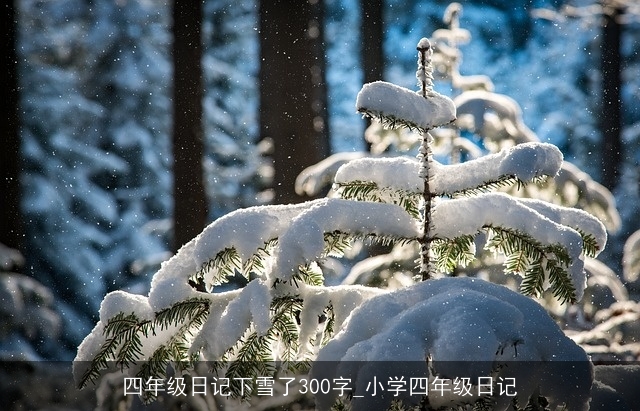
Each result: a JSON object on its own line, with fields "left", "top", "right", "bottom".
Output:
{"left": 484, "top": 226, "right": 577, "bottom": 303}
{"left": 334, "top": 180, "right": 421, "bottom": 219}
{"left": 519, "top": 261, "right": 545, "bottom": 298}
{"left": 432, "top": 235, "right": 475, "bottom": 273}
{"left": 358, "top": 108, "right": 434, "bottom": 134}
{"left": 79, "top": 299, "right": 211, "bottom": 391}
{"left": 577, "top": 230, "right": 599, "bottom": 258}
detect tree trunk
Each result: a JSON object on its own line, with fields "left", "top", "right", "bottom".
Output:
{"left": 1, "top": 0, "right": 23, "bottom": 255}
{"left": 259, "top": 0, "right": 330, "bottom": 204}
{"left": 599, "top": 6, "right": 622, "bottom": 191}
{"left": 172, "top": 1, "right": 208, "bottom": 251}
{"left": 361, "top": 0, "right": 385, "bottom": 151}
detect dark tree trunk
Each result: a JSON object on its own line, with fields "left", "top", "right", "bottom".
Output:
{"left": 1, "top": 0, "right": 23, "bottom": 255}
{"left": 361, "top": 0, "right": 385, "bottom": 150}
{"left": 172, "top": 1, "right": 208, "bottom": 251}
{"left": 599, "top": 6, "right": 622, "bottom": 190}
{"left": 259, "top": 0, "right": 330, "bottom": 204}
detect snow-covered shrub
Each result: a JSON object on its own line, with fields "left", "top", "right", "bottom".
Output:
{"left": 75, "top": 36, "right": 606, "bottom": 410}
{"left": 0, "top": 244, "right": 61, "bottom": 360}
{"left": 312, "top": 277, "right": 593, "bottom": 411}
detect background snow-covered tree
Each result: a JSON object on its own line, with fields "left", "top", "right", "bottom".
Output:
{"left": 299, "top": 5, "right": 622, "bottom": 312}
{"left": 19, "top": 0, "right": 173, "bottom": 357}
{"left": 75, "top": 36, "right": 607, "bottom": 411}
{"left": 15, "top": 0, "right": 269, "bottom": 359}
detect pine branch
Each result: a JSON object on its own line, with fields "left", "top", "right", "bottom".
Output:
{"left": 224, "top": 295, "right": 303, "bottom": 398}
{"left": 194, "top": 240, "right": 278, "bottom": 289}
{"left": 473, "top": 397, "right": 497, "bottom": 411}
{"left": 79, "top": 299, "right": 211, "bottom": 393}
{"left": 78, "top": 312, "right": 151, "bottom": 389}
{"left": 320, "top": 303, "right": 336, "bottom": 346}
{"left": 519, "top": 261, "right": 545, "bottom": 298}
{"left": 577, "top": 229, "right": 599, "bottom": 258}
{"left": 334, "top": 180, "right": 421, "bottom": 219}
{"left": 154, "top": 298, "right": 211, "bottom": 330}
{"left": 323, "top": 231, "right": 353, "bottom": 258}
{"left": 296, "top": 263, "right": 325, "bottom": 287}
{"left": 135, "top": 298, "right": 211, "bottom": 403}
{"left": 546, "top": 258, "right": 577, "bottom": 305}
{"left": 271, "top": 296, "right": 304, "bottom": 367}
{"left": 243, "top": 238, "right": 278, "bottom": 278}
{"left": 226, "top": 327, "right": 276, "bottom": 399}
{"left": 439, "top": 175, "right": 530, "bottom": 198}
{"left": 432, "top": 235, "right": 475, "bottom": 273}
{"left": 504, "top": 249, "right": 532, "bottom": 274}
{"left": 358, "top": 108, "right": 435, "bottom": 134}
{"left": 483, "top": 226, "right": 577, "bottom": 303}
{"left": 199, "top": 247, "right": 242, "bottom": 287}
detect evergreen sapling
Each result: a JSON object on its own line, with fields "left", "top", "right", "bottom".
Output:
{"left": 75, "top": 36, "right": 607, "bottom": 411}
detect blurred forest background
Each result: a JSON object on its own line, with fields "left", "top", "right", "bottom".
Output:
{"left": 1, "top": 0, "right": 639, "bottom": 362}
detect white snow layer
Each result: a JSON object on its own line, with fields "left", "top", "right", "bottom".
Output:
{"left": 98, "top": 290, "right": 154, "bottom": 323}
{"left": 334, "top": 142, "right": 563, "bottom": 196}
{"left": 311, "top": 277, "right": 592, "bottom": 411}
{"left": 200, "top": 279, "right": 271, "bottom": 360}
{"left": 356, "top": 81, "right": 456, "bottom": 130}
{"left": 272, "top": 198, "right": 420, "bottom": 280}
{"left": 147, "top": 200, "right": 327, "bottom": 309}
{"left": 74, "top": 290, "right": 157, "bottom": 383}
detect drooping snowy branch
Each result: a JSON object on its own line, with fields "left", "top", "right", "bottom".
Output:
{"left": 312, "top": 277, "right": 593, "bottom": 411}
{"left": 294, "top": 151, "right": 367, "bottom": 197}
{"left": 623, "top": 229, "right": 640, "bottom": 282}
{"left": 433, "top": 142, "right": 562, "bottom": 195}
{"left": 431, "top": 192, "right": 607, "bottom": 301}
{"left": 146, "top": 201, "right": 325, "bottom": 298}
{"left": 516, "top": 197, "right": 607, "bottom": 256}
{"left": 356, "top": 81, "right": 456, "bottom": 132}
{"left": 454, "top": 90, "right": 537, "bottom": 146}
{"left": 272, "top": 198, "right": 420, "bottom": 281}
{"left": 512, "top": 161, "right": 621, "bottom": 232}
{"left": 333, "top": 142, "right": 564, "bottom": 199}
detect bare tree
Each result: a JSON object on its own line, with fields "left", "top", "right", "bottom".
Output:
{"left": 172, "top": 1, "right": 208, "bottom": 251}
{"left": 1, "top": 0, "right": 23, "bottom": 255}
{"left": 259, "top": 0, "right": 330, "bottom": 204}
{"left": 599, "top": 4, "right": 623, "bottom": 190}
{"left": 361, "top": 0, "right": 385, "bottom": 150}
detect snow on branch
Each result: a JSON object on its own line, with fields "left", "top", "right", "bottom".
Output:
{"left": 295, "top": 151, "right": 367, "bottom": 197}
{"left": 431, "top": 192, "right": 597, "bottom": 302}
{"left": 333, "top": 142, "right": 563, "bottom": 199}
{"left": 553, "top": 161, "right": 621, "bottom": 232}
{"left": 517, "top": 197, "right": 607, "bottom": 257}
{"left": 272, "top": 198, "right": 420, "bottom": 281}
{"left": 146, "top": 201, "right": 322, "bottom": 304}
{"left": 623, "top": 229, "right": 640, "bottom": 282}
{"left": 433, "top": 142, "right": 563, "bottom": 195}
{"left": 312, "top": 277, "right": 593, "bottom": 411}
{"left": 356, "top": 81, "right": 456, "bottom": 132}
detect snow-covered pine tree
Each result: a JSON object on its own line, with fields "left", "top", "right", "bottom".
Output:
{"left": 326, "top": 4, "right": 620, "bottom": 302}
{"left": 19, "top": 0, "right": 173, "bottom": 357}
{"left": 75, "top": 37, "right": 606, "bottom": 410}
